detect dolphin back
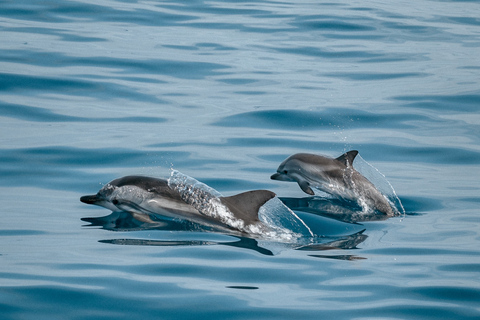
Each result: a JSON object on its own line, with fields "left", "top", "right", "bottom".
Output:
{"left": 220, "top": 190, "right": 276, "bottom": 224}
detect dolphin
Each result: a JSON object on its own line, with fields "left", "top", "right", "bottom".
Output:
{"left": 270, "top": 150, "right": 396, "bottom": 216}
{"left": 80, "top": 175, "right": 276, "bottom": 233}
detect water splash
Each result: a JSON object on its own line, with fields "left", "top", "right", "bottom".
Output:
{"left": 352, "top": 155, "right": 406, "bottom": 216}
{"left": 306, "top": 153, "right": 405, "bottom": 218}
{"left": 167, "top": 169, "right": 231, "bottom": 222}
{"left": 167, "top": 170, "right": 311, "bottom": 242}
{"left": 258, "top": 197, "right": 314, "bottom": 238}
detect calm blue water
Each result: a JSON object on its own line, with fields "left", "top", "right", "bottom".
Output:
{"left": 1, "top": 0, "right": 480, "bottom": 319}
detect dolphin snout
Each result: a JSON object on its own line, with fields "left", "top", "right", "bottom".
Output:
{"left": 80, "top": 194, "right": 100, "bottom": 204}
{"left": 270, "top": 172, "right": 295, "bottom": 182}
{"left": 270, "top": 173, "right": 282, "bottom": 180}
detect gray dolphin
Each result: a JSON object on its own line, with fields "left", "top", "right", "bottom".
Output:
{"left": 80, "top": 175, "right": 276, "bottom": 232}
{"left": 270, "top": 151, "right": 396, "bottom": 216}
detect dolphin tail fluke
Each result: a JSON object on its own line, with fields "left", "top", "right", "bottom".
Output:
{"left": 335, "top": 150, "right": 359, "bottom": 166}
{"left": 220, "top": 190, "right": 276, "bottom": 223}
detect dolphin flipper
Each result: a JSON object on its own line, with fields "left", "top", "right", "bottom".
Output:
{"left": 298, "top": 180, "right": 315, "bottom": 195}
{"left": 335, "top": 150, "right": 358, "bottom": 166}
{"left": 220, "top": 190, "right": 276, "bottom": 223}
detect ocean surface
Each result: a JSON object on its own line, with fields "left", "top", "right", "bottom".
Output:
{"left": 1, "top": 0, "right": 480, "bottom": 319}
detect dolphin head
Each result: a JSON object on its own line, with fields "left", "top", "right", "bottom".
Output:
{"left": 80, "top": 181, "right": 119, "bottom": 211}
{"left": 270, "top": 155, "right": 304, "bottom": 182}
{"left": 80, "top": 176, "right": 156, "bottom": 211}
{"left": 271, "top": 154, "right": 319, "bottom": 195}
{"left": 270, "top": 169, "right": 295, "bottom": 182}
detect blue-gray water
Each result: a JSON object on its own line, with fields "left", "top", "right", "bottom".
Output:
{"left": 1, "top": 0, "right": 480, "bottom": 319}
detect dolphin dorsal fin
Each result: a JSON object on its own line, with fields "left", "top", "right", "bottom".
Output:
{"left": 219, "top": 190, "right": 276, "bottom": 223}
{"left": 335, "top": 150, "right": 359, "bottom": 166}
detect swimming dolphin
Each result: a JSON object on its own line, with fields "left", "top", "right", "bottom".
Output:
{"left": 270, "top": 151, "right": 396, "bottom": 216}
{"left": 80, "top": 175, "right": 276, "bottom": 233}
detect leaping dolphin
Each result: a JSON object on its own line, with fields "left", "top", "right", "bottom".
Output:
{"left": 270, "top": 150, "right": 396, "bottom": 216}
{"left": 80, "top": 175, "right": 276, "bottom": 234}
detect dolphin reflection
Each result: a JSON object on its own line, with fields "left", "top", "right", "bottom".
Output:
{"left": 82, "top": 211, "right": 367, "bottom": 258}
{"left": 279, "top": 196, "right": 392, "bottom": 223}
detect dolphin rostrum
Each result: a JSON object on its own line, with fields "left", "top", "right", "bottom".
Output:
{"left": 270, "top": 150, "right": 396, "bottom": 216}
{"left": 80, "top": 175, "right": 276, "bottom": 234}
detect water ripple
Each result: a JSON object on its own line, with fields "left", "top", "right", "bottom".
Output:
{"left": 212, "top": 108, "right": 436, "bottom": 130}
{"left": 1, "top": 0, "right": 480, "bottom": 319}
{"left": 0, "top": 102, "right": 167, "bottom": 123}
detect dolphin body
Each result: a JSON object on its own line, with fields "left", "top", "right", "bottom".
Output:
{"left": 270, "top": 150, "right": 396, "bottom": 216}
{"left": 80, "top": 175, "right": 276, "bottom": 233}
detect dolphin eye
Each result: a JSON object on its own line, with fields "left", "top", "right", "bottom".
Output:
{"left": 112, "top": 199, "right": 119, "bottom": 205}
{"left": 283, "top": 170, "right": 288, "bottom": 174}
